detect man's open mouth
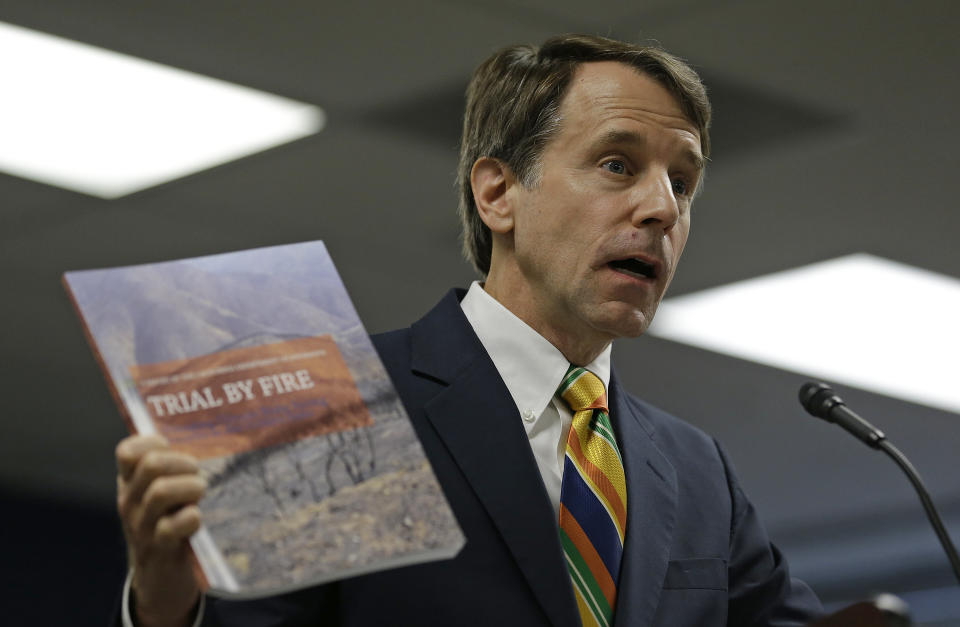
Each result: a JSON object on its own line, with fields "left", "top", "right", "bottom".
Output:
{"left": 608, "top": 257, "right": 658, "bottom": 280}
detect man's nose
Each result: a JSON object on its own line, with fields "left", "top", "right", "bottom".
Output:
{"left": 630, "top": 170, "right": 680, "bottom": 232}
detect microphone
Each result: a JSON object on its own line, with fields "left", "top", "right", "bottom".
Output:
{"left": 798, "top": 382, "right": 960, "bottom": 585}
{"left": 798, "top": 382, "right": 885, "bottom": 448}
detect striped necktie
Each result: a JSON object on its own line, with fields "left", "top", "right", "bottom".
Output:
{"left": 557, "top": 366, "right": 627, "bottom": 627}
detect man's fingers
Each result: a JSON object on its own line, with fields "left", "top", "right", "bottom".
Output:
{"left": 123, "top": 449, "right": 200, "bottom": 508}
{"left": 137, "top": 475, "right": 207, "bottom": 539}
{"left": 116, "top": 436, "right": 204, "bottom": 565}
{"left": 154, "top": 505, "right": 203, "bottom": 550}
{"left": 115, "top": 434, "right": 170, "bottom": 481}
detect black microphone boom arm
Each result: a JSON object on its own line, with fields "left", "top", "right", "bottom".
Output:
{"left": 798, "top": 382, "right": 960, "bottom": 586}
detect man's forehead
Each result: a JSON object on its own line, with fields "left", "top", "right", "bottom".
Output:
{"left": 560, "top": 61, "right": 700, "bottom": 140}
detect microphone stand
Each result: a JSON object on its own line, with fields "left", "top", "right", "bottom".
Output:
{"left": 799, "top": 382, "right": 960, "bottom": 586}
{"left": 876, "top": 439, "right": 960, "bottom": 584}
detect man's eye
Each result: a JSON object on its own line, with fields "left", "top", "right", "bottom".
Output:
{"left": 602, "top": 160, "right": 628, "bottom": 175}
{"left": 671, "top": 178, "right": 689, "bottom": 196}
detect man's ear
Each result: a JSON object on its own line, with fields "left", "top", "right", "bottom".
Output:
{"left": 470, "top": 157, "right": 516, "bottom": 234}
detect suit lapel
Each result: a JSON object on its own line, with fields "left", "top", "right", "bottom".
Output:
{"left": 411, "top": 291, "right": 581, "bottom": 627}
{"left": 608, "top": 370, "right": 678, "bottom": 627}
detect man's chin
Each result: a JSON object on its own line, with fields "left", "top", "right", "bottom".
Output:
{"left": 612, "top": 320, "right": 652, "bottom": 339}
{"left": 589, "top": 308, "right": 655, "bottom": 339}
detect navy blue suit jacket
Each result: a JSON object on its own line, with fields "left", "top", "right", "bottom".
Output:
{"left": 179, "top": 289, "right": 821, "bottom": 626}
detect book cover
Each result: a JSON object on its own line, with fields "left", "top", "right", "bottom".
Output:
{"left": 63, "top": 241, "right": 464, "bottom": 598}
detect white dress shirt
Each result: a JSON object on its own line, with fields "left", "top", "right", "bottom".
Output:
{"left": 460, "top": 281, "right": 612, "bottom": 517}
{"left": 124, "top": 281, "right": 611, "bottom": 626}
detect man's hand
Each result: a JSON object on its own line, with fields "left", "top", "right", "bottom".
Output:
{"left": 116, "top": 435, "right": 206, "bottom": 627}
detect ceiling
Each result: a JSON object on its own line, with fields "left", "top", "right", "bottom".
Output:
{"left": 2, "top": 0, "right": 958, "bottom": 610}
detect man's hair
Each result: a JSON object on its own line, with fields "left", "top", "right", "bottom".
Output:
{"left": 457, "top": 34, "right": 712, "bottom": 276}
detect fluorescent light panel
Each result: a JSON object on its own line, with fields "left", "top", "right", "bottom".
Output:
{"left": 0, "top": 21, "right": 325, "bottom": 198}
{"left": 649, "top": 254, "right": 960, "bottom": 415}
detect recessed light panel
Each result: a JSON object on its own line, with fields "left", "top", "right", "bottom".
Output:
{"left": 650, "top": 254, "right": 960, "bottom": 415}
{"left": 0, "top": 21, "right": 324, "bottom": 198}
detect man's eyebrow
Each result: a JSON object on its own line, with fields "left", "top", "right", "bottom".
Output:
{"left": 593, "top": 129, "right": 706, "bottom": 174}
{"left": 594, "top": 128, "right": 647, "bottom": 150}
{"left": 681, "top": 148, "right": 706, "bottom": 175}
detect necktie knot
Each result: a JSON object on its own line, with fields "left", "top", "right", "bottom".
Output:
{"left": 557, "top": 366, "right": 608, "bottom": 414}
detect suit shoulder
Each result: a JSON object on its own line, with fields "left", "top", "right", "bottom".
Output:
{"left": 370, "top": 327, "right": 411, "bottom": 356}
{"left": 369, "top": 328, "right": 413, "bottom": 378}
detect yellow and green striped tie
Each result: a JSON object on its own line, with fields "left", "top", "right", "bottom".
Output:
{"left": 557, "top": 366, "right": 627, "bottom": 627}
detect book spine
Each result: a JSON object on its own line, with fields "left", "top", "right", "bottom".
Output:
{"left": 62, "top": 274, "right": 139, "bottom": 435}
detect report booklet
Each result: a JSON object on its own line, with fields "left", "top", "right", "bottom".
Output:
{"left": 63, "top": 241, "right": 464, "bottom": 598}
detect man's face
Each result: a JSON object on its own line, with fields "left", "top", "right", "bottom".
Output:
{"left": 503, "top": 61, "right": 703, "bottom": 348}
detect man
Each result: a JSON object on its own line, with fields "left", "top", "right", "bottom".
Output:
{"left": 115, "top": 34, "right": 823, "bottom": 626}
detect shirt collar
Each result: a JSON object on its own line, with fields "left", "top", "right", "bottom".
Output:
{"left": 460, "top": 281, "right": 611, "bottom": 417}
